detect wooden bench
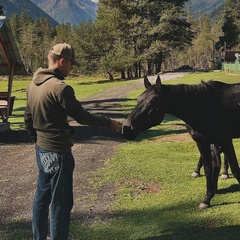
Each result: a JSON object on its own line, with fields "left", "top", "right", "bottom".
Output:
{"left": 0, "top": 92, "right": 15, "bottom": 122}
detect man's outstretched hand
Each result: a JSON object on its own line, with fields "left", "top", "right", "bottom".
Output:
{"left": 110, "top": 119, "right": 122, "bottom": 132}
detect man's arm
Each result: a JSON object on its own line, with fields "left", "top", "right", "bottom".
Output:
{"left": 24, "top": 106, "right": 37, "bottom": 143}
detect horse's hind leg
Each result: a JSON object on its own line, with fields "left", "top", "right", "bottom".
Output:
{"left": 196, "top": 142, "right": 214, "bottom": 209}
{"left": 211, "top": 144, "right": 221, "bottom": 192}
{"left": 220, "top": 156, "right": 229, "bottom": 180}
{"left": 191, "top": 156, "right": 203, "bottom": 178}
{"left": 222, "top": 141, "right": 240, "bottom": 183}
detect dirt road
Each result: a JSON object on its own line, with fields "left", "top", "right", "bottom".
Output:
{"left": 0, "top": 72, "right": 187, "bottom": 234}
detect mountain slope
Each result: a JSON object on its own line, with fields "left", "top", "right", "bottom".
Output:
{"left": 0, "top": 0, "right": 224, "bottom": 27}
{"left": 0, "top": 0, "right": 58, "bottom": 26}
{"left": 185, "top": 0, "right": 225, "bottom": 17}
{"left": 31, "top": 0, "right": 98, "bottom": 25}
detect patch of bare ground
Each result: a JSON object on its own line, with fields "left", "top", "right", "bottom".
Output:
{"left": 118, "top": 178, "right": 163, "bottom": 197}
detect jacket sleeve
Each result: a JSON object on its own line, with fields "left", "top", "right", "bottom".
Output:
{"left": 60, "top": 86, "right": 112, "bottom": 127}
{"left": 24, "top": 105, "right": 37, "bottom": 143}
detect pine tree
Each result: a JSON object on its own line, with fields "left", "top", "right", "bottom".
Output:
{"left": 71, "top": 20, "right": 101, "bottom": 74}
{"left": 96, "top": 0, "right": 193, "bottom": 78}
{"left": 216, "top": 0, "right": 240, "bottom": 50}
{"left": 95, "top": 1, "right": 134, "bottom": 79}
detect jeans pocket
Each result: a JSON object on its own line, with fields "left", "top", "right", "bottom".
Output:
{"left": 39, "top": 152, "right": 60, "bottom": 174}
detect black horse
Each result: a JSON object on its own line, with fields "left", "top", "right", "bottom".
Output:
{"left": 186, "top": 124, "right": 230, "bottom": 179}
{"left": 122, "top": 75, "right": 240, "bottom": 209}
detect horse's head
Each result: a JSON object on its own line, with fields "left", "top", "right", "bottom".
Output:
{"left": 122, "top": 75, "right": 165, "bottom": 140}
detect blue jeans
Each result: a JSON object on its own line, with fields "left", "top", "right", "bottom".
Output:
{"left": 32, "top": 146, "right": 75, "bottom": 240}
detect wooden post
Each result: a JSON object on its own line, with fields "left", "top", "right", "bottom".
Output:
{"left": 5, "top": 63, "right": 14, "bottom": 122}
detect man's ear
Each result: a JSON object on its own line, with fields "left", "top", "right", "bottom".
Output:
{"left": 58, "top": 58, "right": 65, "bottom": 66}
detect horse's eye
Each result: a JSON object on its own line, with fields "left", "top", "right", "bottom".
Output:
{"left": 148, "top": 107, "right": 159, "bottom": 116}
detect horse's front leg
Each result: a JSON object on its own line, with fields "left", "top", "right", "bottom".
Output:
{"left": 222, "top": 141, "right": 240, "bottom": 183}
{"left": 196, "top": 142, "right": 215, "bottom": 209}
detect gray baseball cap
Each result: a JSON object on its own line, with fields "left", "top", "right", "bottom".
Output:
{"left": 50, "top": 43, "right": 80, "bottom": 66}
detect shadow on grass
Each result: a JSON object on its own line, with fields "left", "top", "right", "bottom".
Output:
{"left": 69, "top": 200, "right": 240, "bottom": 240}
{"left": 0, "top": 219, "right": 32, "bottom": 240}
{"left": 137, "top": 225, "right": 240, "bottom": 240}
{"left": 2, "top": 195, "right": 240, "bottom": 240}
{"left": 134, "top": 128, "right": 187, "bottom": 142}
{"left": 217, "top": 184, "right": 240, "bottom": 194}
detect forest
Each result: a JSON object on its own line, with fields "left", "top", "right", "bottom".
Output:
{"left": 3, "top": 0, "right": 240, "bottom": 80}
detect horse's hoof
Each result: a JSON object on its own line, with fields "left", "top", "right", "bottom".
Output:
{"left": 191, "top": 171, "right": 200, "bottom": 178}
{"left": 220, "top": 174, "right": 229, "bottom": 180}
{"left": 199, "top": 202, "right": 210, "bottom": 209}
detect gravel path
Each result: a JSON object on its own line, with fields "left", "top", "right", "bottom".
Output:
{"left": 0, "top": 72, "right": 188, "bottom": 234}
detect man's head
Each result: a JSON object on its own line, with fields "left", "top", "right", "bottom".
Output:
{"left": 48, "top": 43, "right": 80, "bottom": 76}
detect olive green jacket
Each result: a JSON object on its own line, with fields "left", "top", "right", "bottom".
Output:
{"left": 25, "top": 67, "right": 111, "bottom": 152}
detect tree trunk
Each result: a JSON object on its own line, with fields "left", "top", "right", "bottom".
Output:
{"left": 155, "top": 51, "right": 163, "bottom": 74}
{"left": 133, "top": 62, "right": 138, "bottom": 78}
{"left": 127, "top": 68, "right": 133, "bottom": 79}
{"left": 138, "top": 61, "right": 142, "bottom": 78}
{"left": 147, "top": 60, "right": 154, "bottom": 75}
{"left": 107, "top": 71, "right": 114, "bottom": 81}
{"left": 121, "top": 70, "right": 126, "bottom": 79}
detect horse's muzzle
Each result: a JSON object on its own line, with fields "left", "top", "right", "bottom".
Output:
{"left": 122, "top": 125, "right": 138, "bottom": 141}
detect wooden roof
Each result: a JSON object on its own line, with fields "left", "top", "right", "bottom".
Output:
{"left": 0, "top": 16, "right": 27, "bottom": 75}
{"left": 0, "top": 16, "right": 26, "bottom": 131}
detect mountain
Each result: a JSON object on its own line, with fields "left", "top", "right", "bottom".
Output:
{"left": 31, "top": 0, "right": 98, "bottom": 25}
{"left": 32, "top": 0, "right": 223, "bottom": 25}
{"left": 185, "top": 0, "right": 225, "bottom": 18}
{"left": 0, "top": 0, "right": 58, "bottom": 26}
{"left": 0, "top": 0, "right": 224, "bottom": 27}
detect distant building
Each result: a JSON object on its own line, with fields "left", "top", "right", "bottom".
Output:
{"left": 221, "top": 51, "right": 240, "bottom": 71}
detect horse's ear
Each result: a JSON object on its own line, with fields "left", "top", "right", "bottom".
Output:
{"left": 156, "top": 75, "right": 162, "bottom": 89}
{"left": 144, "top": 75, "right": 152, "bottom": 89}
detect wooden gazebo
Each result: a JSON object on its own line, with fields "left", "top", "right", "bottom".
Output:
{"left": 0, "top": 16, "right": 27, "bottom": 132}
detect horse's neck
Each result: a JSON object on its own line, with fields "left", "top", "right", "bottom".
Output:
{"left": 163, "top": 84, "right": 207, "bottom": 124}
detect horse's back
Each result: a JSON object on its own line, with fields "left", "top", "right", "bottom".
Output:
{"left": 209, "top": 80, "right": 240, "bottom": 108}
{"left": 208, "top": 81, "right": 240, "bottom": 138}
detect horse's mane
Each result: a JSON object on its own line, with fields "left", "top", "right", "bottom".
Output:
{"left": 165, "top": 80, "right": 213, "bottom": 97}
{"left": 170, "top": 80, "right": 227, "bottom": 98}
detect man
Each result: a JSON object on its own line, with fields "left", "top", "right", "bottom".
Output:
{"left": 24, "top": 43, "right": 122, "bottom": 240}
